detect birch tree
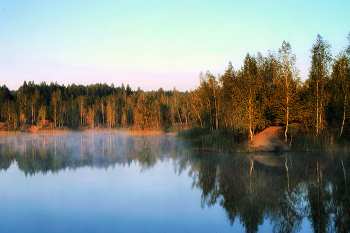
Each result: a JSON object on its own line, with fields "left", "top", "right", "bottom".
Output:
{"left": 219, "top": 62, "right": 237, "bottom": 128}
{"left": 309, "top": 34, "right": 332, "bottom": 135}
{"left": 238, "top": 54, "right": 263, "bottom": 141}
{"left": 275, "top": 41, "right": 300, "bottom": 141}
{"left": 190, "top": 71, "right": 219, "bottom": 130}
{"left": 332, "top": 54, "right": 350, "bottom": 136}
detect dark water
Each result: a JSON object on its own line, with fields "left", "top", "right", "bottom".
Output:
{"left": 0, "top": 132, "right": 349, "bottom": 233}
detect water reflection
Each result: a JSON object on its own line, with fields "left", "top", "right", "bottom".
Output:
{"left": 0, "top": 132, "right": 350, "bottom": 232}
{"left": 188, "top": 152, "right": 350, "bottom": 233}
{"left": 0, "top": 132, "right": 190, "bottom": 176}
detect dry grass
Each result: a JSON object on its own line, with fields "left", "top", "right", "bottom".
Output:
{"left": 37, "top": 129, "right": 70, "bottom": 133}
{"left": 128, "top": 130, "right": 164, "bottom": 134}
{"left": 0, "top": 131, "right": 23, "bottom": 134}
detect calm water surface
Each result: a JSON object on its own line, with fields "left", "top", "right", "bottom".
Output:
{"left": 0, "top": 132, "right": 349, "bottom": 232}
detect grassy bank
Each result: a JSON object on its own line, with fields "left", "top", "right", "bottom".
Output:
{"left": 178, "top": 127, "right": 350, "bottom": 153}
{"left": 290, "top": 130, "right": 350, "bottom": 152}
{"left": 177, "top": 128, "right": 249, "bottom": 152}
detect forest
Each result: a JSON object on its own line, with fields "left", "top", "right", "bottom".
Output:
{"left": 1, "top": 33, "right": 350, "bottom": 150}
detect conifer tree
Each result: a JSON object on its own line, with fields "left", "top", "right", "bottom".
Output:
{"left": 30, "top": 89, "right": 40, "bottom": 125}
{"left": 0, "top": 85, "right": 11, "bottom": 122}
{"left": 51, "top": 90, "right": 62, "bottom": 127}
{"left": 77, "top": 95, "right": 86, "bottom": 126}
{"left": 17, "top": 81, "right": 29, "bottom": 126}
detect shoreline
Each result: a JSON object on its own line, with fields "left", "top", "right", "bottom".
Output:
{"left": 1, "top": 127, "right": 349, "bottom": 153}
{"left": 0, "top": 128, "right": 177, "bottom": 135}
{"left": 0, "top": 130, "right": 71, "bottom": 134}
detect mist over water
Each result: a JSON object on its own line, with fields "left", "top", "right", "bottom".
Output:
{"left": 0, "top": 132, "right": 349, "bottom": 232}
{"left": 0, "top": 132, "right": 189, "bottom": 175}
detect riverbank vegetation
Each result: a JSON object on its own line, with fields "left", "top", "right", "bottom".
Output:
{"left": 1, "top": 33, "right": 350, "bottom": 150}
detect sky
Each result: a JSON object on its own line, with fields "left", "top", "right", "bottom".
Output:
{"left": 0, "top": 0, "right": 349, "bottom": 92}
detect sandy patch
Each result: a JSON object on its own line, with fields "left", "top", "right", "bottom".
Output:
{"left": 250, "top": 126, "right": 288, "bottom": 152}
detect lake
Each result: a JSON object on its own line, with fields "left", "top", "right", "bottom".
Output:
{"left": 0, "top": 132, "right": 349, "bottom": 232}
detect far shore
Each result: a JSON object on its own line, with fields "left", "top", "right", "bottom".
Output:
{"left": 0, "top": 130, "right": 71, "bottom": 134}
{"left": 0, "top": 127, "right": 177, "bottom": 135}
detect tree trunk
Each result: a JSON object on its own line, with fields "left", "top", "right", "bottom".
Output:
{"left": 341, "top": 95, "right": 347, "bottom": 137}
{"left": 80, "top": 102, "right": 83, "bottom": 126}
{"left": 54, "top": 102, "right": 57, "bottom": 127}
{"left": 191, "top": 103, "right": 202, "bottom": 128}
{"left": 320, "top": 87, "right": 323, "bottom": 131}
{"left": 316, "top": 81, "right": 319, "bottom": 135}
{"left": 249, "top": 97, "right": 253, "bottom": 141}
{"left": 102, "top": 102, "right": 105, "bottom": 125}
{"left": 285, "top": 106, "right": 289, "bottom": 142}
{"left": 31, "top": 104, "right": 34, "bottom": 125}
{"left": 177, "top": 108, "right": 182, "bottom": 124}
{"left": 285, "top": 61, "right": 289, "bottom": 142}
{"left": 341, "top": 158, "right": 347, "bottom": 195}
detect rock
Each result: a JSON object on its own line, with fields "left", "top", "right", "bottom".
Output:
{"left": 28, "top": 126, "right": 38, "bottom": 133}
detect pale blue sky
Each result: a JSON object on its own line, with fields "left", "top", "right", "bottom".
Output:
{"left": 1, "top": 0, "right": 349, "bottom": 91}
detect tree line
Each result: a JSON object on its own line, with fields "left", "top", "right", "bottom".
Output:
{"left": 1, "top": 33, "right": 350, "bottom": 141}
{"left": 0, "top": 80, "right": 194, "bottom": 131}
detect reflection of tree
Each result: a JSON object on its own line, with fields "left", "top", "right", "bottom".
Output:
{"left": 0, "top": 145, "right": 16, "bottom": 170}
{"left": 239, "top": 198, "right": 263, "bottom": 233}
{"left": 190, "top": 153, "right": 218, "bottom": 208}
{"left": 329, "top": 156, "right": 350, "bottom": 232}
{"left": 238, "top": 159, "right": 272, "bottom": 233}
{"left": 190, "top": 154, "right": 271, "bottom": 233}
{"left": 189, "top": 152, "right": 349, "bottom": 233}
{"left": 0, "top": 133, "right": 192, "bottom": 176}
{"left": 271, "top": 157, "right": 304, "bottom": 233}
{"left": 305, "top": 160, "right": 332, "bottom": 233}
{"left": 137, "top": 146, "right": 157, "bottom": 171}
{"left": 218, "top": 157, "right": 247, "bottom": 225}
{"left": 172, "top": 146, "right": 191, "bottom": 176}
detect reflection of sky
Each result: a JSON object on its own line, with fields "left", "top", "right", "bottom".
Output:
{"left": 0, "top": 161, "right": 242, "bottom": 233}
